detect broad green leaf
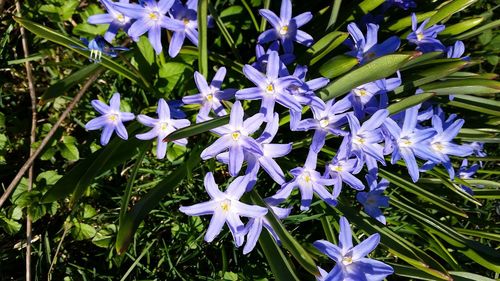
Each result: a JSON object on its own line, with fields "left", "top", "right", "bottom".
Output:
{"left": 59, "top": 136, "right": 79, "bottom": 161}
{"left": 198, "top": 0, "right": 208, "bottom": 77}
{"left": 318, "top": 55, "right": 358, "bottom": 79}
{"left": 399, "top": 52, "right": 444, "bottom": 71}
{"left": 472, "top": 189, "right": 500, "bottom": 199}
{"left": 164, "top": 115, "right": 229, "bottom": 142}
{"left": 378, "top": 169, "right": 468, "bottom": 218}
{"left": 326, "top": 0, "right": 342, "bottom": 30}
{"left": 115, "top": 148, "right": 201, "bottom": 254}
{"left": 318, "top": 53, "right": 416, "bottom": 100}
{"left": 13, "top": 17, "right": 152, "bottom": 92}
{"left": 249, "top": 190, "right": 319, "bottom": 277}
{"left": 346, "top": 0, "right": 384, "bottom": 20}
{"left": 42, "top": 124, "right": 148, "bottom": 204}
{"left": 387, "top": 93, "right": 436, "bottom": 115}
{"left": 420, "top": 79, "right": 500, "bottom": 95}
{"left": 454, "top": 228, "right": 500, "bottom": 242}
{"left": 42, "top": 63, "right": 102, "bottom": 101}
{"left": 71, "top": 221, "right": 96, "bottom": 241}
{"left": 441, "top": 17, "right": 484, "bottom": 36}
{"left": 449, "top": 272, "right": 496, "bottom": 281}
{"left": 426, "top": 0, "right": 478, "bottom": 27}
{"left": 302, "top": 31, "right": 349, "bottom": 66}
{"left": 388, "top": 11, "right": 437, "bottom": 31}
{"left": 258, "top": 230, "right": 300, "bottom": 281}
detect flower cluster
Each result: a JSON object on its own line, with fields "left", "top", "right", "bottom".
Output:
{"left": 82, "top": 0, "right": 488, "bottom": 278}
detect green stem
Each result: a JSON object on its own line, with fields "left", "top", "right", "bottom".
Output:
{"left": 241, "top": 0, "right": 260, "bottom": 31}
{"left": 259, "top": 0, "right": 271, "bottom": 32}
{"left": 198, "top": 0, "right": 209, "bottom": 77}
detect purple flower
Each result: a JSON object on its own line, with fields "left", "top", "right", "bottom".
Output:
{"left": 114, "top": 0, "right": 184, "bottom": 54}
{"left": 217, "top": 113, "right": 292, "bottom": 186}
{"left": 407, "top": 13, "right": 446, "bottom": 53}
{"left": 252, "top": 42, "right": 295, "bottom": 73}
{"left": 457, "top": 159, "right": 480, "bottom": 195}
{"left": 182, "top": 67, "right": 236, "bottom": 122}
{"left": 74, "top": 36, "right": 128, "bottom": 63}
{"left": 356, "top": 174, "right": 390, "bottom": 224}
{"left": 243, "top": 199, "right": 291, "bottom": 254}
{"left": 385, "top": 0, "right": 416, "bottom": 10}
{"left": 421, "top": 115, "right": 473, "bottom": 179}
{"left": 258, "top": 0, "right": 313, "bottom": 53}
{"left": 236, "top": 51, "right": 301, "bottom": 122}
{"left": 325, "top": 138, "right": 365, "bottom": 198}
{"left": 467, "top": 141, "right": 487, "bottom": 158}
{"left": 88, "top": 0, "right": 132, "bottom": 42}
{"left": 85, "top": 93, "right": 135, "bottom": 145}
{"left": 167, "top": 0, "right": 199, "bottom": 57}
{"left": 286, "top": 65, "right": 329, "bottom": 130}
{"left": 136, "top": 98, "right": 190, "bottom": 159}
{"left": 179, "top": 173, "right": 268, "bottom": 246}
{"left": 345, "top": 23, "right": 400, "bottom": 64}
{"left": 314, "top": 217, "right": 394, "bottom": 281}
{"left": 269, "top": 150, "right": 337, "bottom": 211}
{"left": 346, "top": 110, "right": 389, "bottom": 174}
{"left": 296, "top": 98, "right": 351, "bottom": 153}
{"left": 200, "top": 101, "right": 264, "bottom": 176}
{"left": 383, "top": 105, "right": 437, "bottom": 182}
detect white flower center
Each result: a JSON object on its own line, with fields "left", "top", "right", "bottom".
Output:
{"left": 159, "top": 122, "right": 169, "bottom": 132}
{"left": 116, "top": 13, "right": 126, "bottom": 23}
{"left": 231, "top": 131, "right": 241, "bottom": 141}
{"left": 266, "top": 83, "right": 275, "bottom": 94}
{"left": 319, "top": 119, "right": 330, "bottom": 128}
{"left": 279, "top": 25, "right": 289, "bottom": 35}
{"left": 148, "top": 11, "right": 160, "bottom": 21}
{"left": 399, "top": 137, "right": 413, "bottom": 147}
{"left": 353, "top": 136, "right": 365, "bottom": 145}
{"left": 432, "top": 142, "right": 444, "bottom": 152}
{"left": 330, "top": 164, "right": 343, "bottom": 172}
{"left": 353, "top": 88, "right": 369, "bottom": 97}
{"left": 220, "top": 200, "right": 231, "bottom": 212}
{"left": 342, "top": 255, "right": 353, "bottom": 266}
{"left": 416, "top": 32, "right": 424, "bottom": 41}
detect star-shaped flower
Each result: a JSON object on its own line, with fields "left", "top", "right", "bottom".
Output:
{"left": 356, "top": 174, "right": 390, "bottom": 224}
{"left": 88, "top": 0, "right": 132, "bottom": 42}
{"left": 85, "top": 93, "right": 135, "bottom": 145}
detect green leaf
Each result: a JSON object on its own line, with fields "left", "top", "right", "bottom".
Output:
{"left": 426, "top": 0, "right": 478, "bottom": 27}
{"left": 318, "top": 55, "right": 358, "bottom": 79}
{"left": 13, "top": 17, "right": 152, "bottom": 92}
{"left": 115, "top": 148, "right": 202, "bottom": 254}
{"left": 42, "top": 63, "right": 102, "bottom": 102}
{"left": 198, "top": 0, "right": 208, "bottom": 77}
{"left": 454, "top": 228, "right": 500, "bottom": 242}
{"left": 158, "top": 62, "right": 189, "bottom": 94}
{"left": 455, "top": 19, "right": 500, "bottom": 40}
{"left": 71, "top": 220, "right": 97, "bottom": 241}
{"left": 0, "top": 215, "right": 22, "bottom": 235}
{"left": 249, "top": 190, "right": 319, "bottom": 277}
{"left": 318, "top": 53, "right": 417, "bottom": 100}
{"left": 449, "top": 271, "right": 496, "bottom": 281}
{"left": 440, "top": 17, "right": 485, "bottom": 36}
{"left": 420, "top": 79, "right": 500, "bottom": 95}
{"left": 164, "top": 115, "right": 229, "bottom": 142}
{"left": 387, "top": 93, "right": 436, "bottom": 115}
{"left": 58, "top": 136, "right": 79, "bottom": 161}
{"left": 258, "top": 230, "right": 300, "bottom": 281}
{"left": 446, "top": 95, "right": 500, "bottom": 116}
{"left": 378, "top": 169, "right": 468, "bottom": 218}
{"left": 301, "top": 31, "right": 349, "bottom": 66}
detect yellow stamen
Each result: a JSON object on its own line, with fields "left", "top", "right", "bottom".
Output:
{"left": 206, "top": 94, "right": 213, "bottom": 102}
{"left": 266, "top": 84, "right": 274, "bottom": 93}
{"left": 116, "top": 13, "right": 125, "bottom": 22}
{"left": 160, "top": 122, "right": 168, "bottom": 132}
{"left": 416, "top": 32, "right": 424, "bottom": 41}
{"left": 331, "top": 165, "right": 343, "bottom": 172}
{"left": 220, "top": 200, "right": 231, "bottom": 212}
{"left": 183, "top": 18, "right": 190, "bottom": 25}
{"left": 231, "top": 132, "right": 241, "bottom": 141}
{"left": 354, "top": 136, "right": 365, "bottom": 145}
{"left": 319, "top": 119, "right": 330, "bottom": 128}
{"left": 354, "top": 88, "right": 368, "bottom": 97}
{"left": 149, "top": 12, "right": 159, "bottom": 21}
{"left": 432, "top": 142, "right": 444, "bottom": 152}
{"left": 108, "top": 114, "right": 118, "bottom": 122}
{"left": 279, "top": 25, "right": 288, "bottom": 35}
{"left": 342, "top": 256, "right": 353, "bottom": 265}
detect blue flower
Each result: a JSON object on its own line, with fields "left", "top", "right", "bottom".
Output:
{"left": 314, "top": 217, "right": 393, "bottom": 281}
{"left": 179, "top": 173, "right": 268, "bottom": 247}
{"left": 88, "top": 0, "right": 133, "bottom": 42}
{"left": 200, "top": 101, "right": 265, "bottom": 176}
{"left": 407, "top": 13, "right": 446, "bottom": 53}
{"left": 383, "top": 105, "right": 438, "bottom": 182}
{"left": 385, "top": 0, "right": 416, "bottom": 10}
{"left": 85, "top": 93, "right": 135, "bottom": 145}
{"left": 167, "top": 0, "right": 199, "bottom": 57}
{"left": 457, "top": 159, "right": 481, "bottom": 195}
{"left": 182, "top": 67, "right": 236, "bottom": 122}
{"left": 114, "top": 0, "right": 184, "bottom": 54}
{"left": 136, "top": 98, "right": 190, "bottom": 159}
{"left": 269, "top": 150, "right": 337, "bottom": 211}
{"left": 346, "top": 110, "right": 389, "bottom": 174}
{"left": 243, "top": 198, "right": 291, "bottom": 254}
{"left": 258, "top": 0, "right": 313, "bottom": 53}
{"left": 295, "top": 98, "right": 351, "bottom": 153}
{"left": 345, "top": 23, "right": 400, "bottom": 64}
{"left": 236, "top": 51, "right": 301, "bottom": 122}
{"left": 356, "top": 174, "right": 390, "bottom": 224}
{"left": 75, "top": 36, "right": 128, "bottom": 63}
{"left": 216, "top": 113, "right": 292, "bottom": 186}
{"left": 252, "top": 42, "right": 296, "bottom": 73}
